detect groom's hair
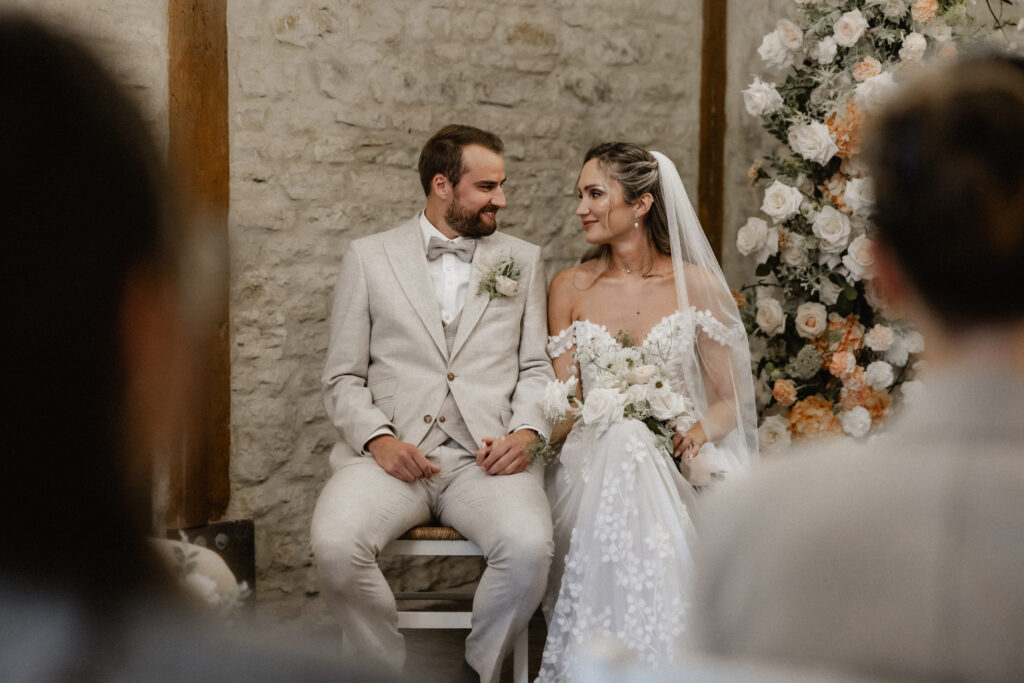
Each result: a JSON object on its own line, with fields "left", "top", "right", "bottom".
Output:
{"left": 865, "top": 53, "right": 1024, "bottom": 325}
{"left": 418, "top": 124, "right": 504, "bottom": 196}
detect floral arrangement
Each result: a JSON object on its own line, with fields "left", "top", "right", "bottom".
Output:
{"left": 171, "top": 532, "right": 250, "bottom": 616}
{"left": 532, "top": 330, "right": 696, "bottom": 464}
{"left": 477, "top": 252, "right": 521, "bottom": 299}
{"left": 736, "top": 0, "right": 1021, "bottom": 451}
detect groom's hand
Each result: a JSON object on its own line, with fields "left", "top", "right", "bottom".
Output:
{"left": 475, "top": 430, "right": 537, "bottom": 476}
{"left": 367, "top": 435, "right": 440, "bottom": 482}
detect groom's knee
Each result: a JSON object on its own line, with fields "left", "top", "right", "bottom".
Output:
{"left": 491, "top": 524, "right": 554, "bottom": 582}
{"left": 311, "top": 520, "right": 375, "bottom": 593}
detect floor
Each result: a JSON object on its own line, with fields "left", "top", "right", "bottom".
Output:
{"left": 402, "top": 610, "right": 547, "bottom": 682}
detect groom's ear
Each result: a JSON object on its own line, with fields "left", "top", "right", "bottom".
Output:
{"left": 431, "top": 173, "right": 451, "bottom": 200}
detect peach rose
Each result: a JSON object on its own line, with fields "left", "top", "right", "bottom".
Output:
{"left": 773, "top": 379, "right": 798, "bottom": 407}
{"left": 788, "top": 396, "right": 843, "bottom": 439}
{"left": 826, "top": 100, "right": 864, "bottom": 159}
{"left": 823, "top": 172, "right": 849, "bottom": 213}
{"left": 864, "top": 388, "right": 892, "bottom": 422}
{"left": 912, "top": 0, "right": 938, "bottom": 24}
{"left": 853, "top": 57, "right": 882, "bottom": 82}
{"left": 829, "top": 350, "right": 857, "bottom": 378}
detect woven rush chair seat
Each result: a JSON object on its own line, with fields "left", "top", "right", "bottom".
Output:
{"left": 397, "top": 524, "right": 467, "bottom": 542}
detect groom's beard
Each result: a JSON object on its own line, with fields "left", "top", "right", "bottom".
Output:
{"left": 446, "top": 198, "right": 499, "bottom": 238}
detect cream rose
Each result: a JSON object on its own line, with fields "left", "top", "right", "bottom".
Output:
{"left": 903, "top": 330, "right": 925, "bottom": 354}
{"left": 866, "top": 360, "right": 895, "bottom": 390}
{"left": 758, "top": 30, "right": 793, "bottom": 69}
{"left": 812, "top": 205, "right": 852, "bottom": 254}
{"left": 795, "top": 302, "right": 828, "bottom": 339}
{"left": 855, "top": 71, "right": 897, "bottom": 113}
{"left": 864, "top": 324, "right": 895, "bottom": 352}
{"left": 628, "top": 364, "right": 658, "bottom": 386}
{"left": 788, "top": 122, "right": 839, "bottom": 165}
{"left": 810, "top": 36, "right": 838, "bottom": 64}
{"left": 761, "top": 180, "right": 803, "bottom": 223}
{"left": 780, "top": 230, "right": 808, "bottom": 267}
{"left": 743, "top": 76, "right": 784, "bottom": 117}
{"left": 776, "top": 19, "right": 804, "bottom": 50}
{"left": 648, "top": 386, "right": 691, "bottom": 421}
{"left": 842, "top": 235, "right": 875, "bottom": 281}
{"left": 833, "top": 9, "right": 869, "bottom": 48}
{"left": 756, "top": 298, "right": 787, "bottom": 336}
{"left": 758, "top": 415, "right": 791, "bottom": 452}
{"left": 885, "top": 335, "right": 910, "bottom": 366}
{"left": 581, "top": 387, "right": 624, "bottom": 436}
{"left": 899, "top": 32, "right": 927, "bottom": 62}
{"left": 495, "top": 275, "right": 518, "bottom": 297}
{"left": 843, "top": 177, "right": 875, "bottom": 216}
{"left": 736, "top": 216, "right": 768, "bottom": 255}
{"left": 542, "top": 376, "right": 578, "bottom": 421}
{"left": 840, "top": 406, "right": 872, "bottom": 437}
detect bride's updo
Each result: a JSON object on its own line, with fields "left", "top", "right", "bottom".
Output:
{"left": 580, "top": 142, "right": 671, "bottom": 270}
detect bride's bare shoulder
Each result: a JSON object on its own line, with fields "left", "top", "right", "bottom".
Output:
{"left": 550, "top": 260, "right": 601, "bottom": 298}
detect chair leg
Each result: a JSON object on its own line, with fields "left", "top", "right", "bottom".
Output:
{"left": 513, "top": 626, "right": 528, "bottom": 683}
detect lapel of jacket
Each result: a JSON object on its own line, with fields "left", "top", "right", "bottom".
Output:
{"left": 384, "top": 217, "right": 448, "bottom": 359}
{"left": 450, "top": 234, "right": 497, "bottom": 359}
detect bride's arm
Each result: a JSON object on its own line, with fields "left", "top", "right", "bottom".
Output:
{"left": 547, "top": 268, "right": 583, "bottom": 447}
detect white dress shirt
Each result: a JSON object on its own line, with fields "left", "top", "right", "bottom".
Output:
{"left": 419, "top": 212, "right": 473, "bottom": 326}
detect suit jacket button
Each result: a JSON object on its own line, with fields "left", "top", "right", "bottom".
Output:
{"left": 447, "top": 372, "right": 455, "bottom": 381}
{"left": 438, "top": 416, "right": 446, "bottom": 423}
{"left": 423, "top": 415, "right": 432, "bottom": 423}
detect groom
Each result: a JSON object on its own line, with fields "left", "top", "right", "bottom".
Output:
{"left": 311, "top": 124, "right": 554, "bottom": 682}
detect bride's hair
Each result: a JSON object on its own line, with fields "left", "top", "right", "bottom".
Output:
{"left": 579, "top": 142, "right": 672, "bottom": 273}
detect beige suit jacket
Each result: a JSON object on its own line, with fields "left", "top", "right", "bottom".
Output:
{"left": 322, "top": 216, "right": 553, "bottom": 470}
{"left": 692, "top": 369, "right": 1024, "bottom": 682}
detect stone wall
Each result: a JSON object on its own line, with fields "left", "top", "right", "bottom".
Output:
{"left": 224, "top": 0, "right": 705, "bottom": 623}
{"left": 0, "top": 0, "right": 168, "bottom": 150}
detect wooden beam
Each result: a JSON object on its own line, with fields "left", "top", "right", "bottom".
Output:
{"left": 698, "top": 0, "right": 728, "bottom": 260}
{"left": 166, "top": 0, "right": 230, "bottom": 527}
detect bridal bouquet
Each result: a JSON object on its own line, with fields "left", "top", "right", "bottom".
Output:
{"left": 532, "top": 333, "right": 696, "bottom": 464}
{"left": 737, "top": 0, "right": 1022, "bottom": 451}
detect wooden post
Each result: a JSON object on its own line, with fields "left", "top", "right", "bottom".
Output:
{"left": 698, "top": 0, "right": 728, "bottom": 259}
{"left": 166, "top": 0, "right": 230, "bottom": 527}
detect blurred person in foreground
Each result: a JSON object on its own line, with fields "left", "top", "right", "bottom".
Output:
{"left": 0, "top": 13, "right": 383, "bottom": 682}
{"left": 690, "top": 53, "right": 1024, "bottom": 682}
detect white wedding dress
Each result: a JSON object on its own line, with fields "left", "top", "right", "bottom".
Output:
{"left": 538, "top": 308, "right": 742, "bottom": 681}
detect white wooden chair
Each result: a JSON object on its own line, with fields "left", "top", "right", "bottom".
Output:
{"left": 382, "top": 524, "right": 529, "bottom": 683}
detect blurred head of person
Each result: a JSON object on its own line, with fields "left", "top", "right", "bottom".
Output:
{"left": 865, "top": 53, "right": 1024, "bottom": 362}
{"left": 0, "top": 13, "right": 194, "bottom": 603}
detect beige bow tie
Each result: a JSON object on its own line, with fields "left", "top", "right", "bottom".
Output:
{"left": 426, "top": 236, "right": 476, "bottom": 262}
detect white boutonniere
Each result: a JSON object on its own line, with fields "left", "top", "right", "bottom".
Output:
{"left": 476, "top": 253, "right": 521, "bottom": 299}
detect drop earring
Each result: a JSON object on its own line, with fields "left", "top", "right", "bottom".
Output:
{"left": 634, "top": 218, "right": 640, "bottom": 229}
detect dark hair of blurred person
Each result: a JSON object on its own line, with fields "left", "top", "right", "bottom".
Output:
{"left": 866, "top": 53, "right": 1024, "bottom": 327}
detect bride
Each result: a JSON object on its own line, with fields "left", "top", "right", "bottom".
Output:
{"left": 538, "top": 143, "right": 758, "bottom": 680}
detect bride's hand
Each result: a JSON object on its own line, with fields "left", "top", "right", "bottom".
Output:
{"left": 672, "top": 422, "right": 707, "bottom": 460}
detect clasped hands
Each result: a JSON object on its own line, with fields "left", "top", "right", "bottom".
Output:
{"left": 671, "top": 421, "right": 706, "bottom": 461}
{"left": 367, "top": 430, "right": 537, "bottom": 482}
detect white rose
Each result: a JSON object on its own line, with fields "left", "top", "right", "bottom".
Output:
{"left": 842, "top": 234, "right": 875, "bottom": 281}
{"left": 736, "top": 216, "right": 768, "bottom": 255}
{"left": 929, "top": 22, "right": 952, "bottom": 42}
{"left": 542, "top": 376, "right": 578, "bottom": 421}
{"left": 866, "top": 360, "right": 895, "bottom": 390}
{"left": 756, "top": 298, "right": 787, "bottom": 336}
{"left": 628, "top": 364, "right": 658, "bottom": 386}
{"left": 780, "top": 230, "right": 808, "bottom": 266}
{"left": 903, "top": 330, "right": 925, "bottom": 354}
{"left": 758, "top": 30, "right": 794, "bottom": 69}
{"left": 810, "top": 36, "right": 838, "bottom": 64}
{"left": 494, "top": 275, "right": 518, "bottom": 297}
{"left": 623, "top": 382, "right": 652, "bottom": 406}
{"left": 812, "top": 205, "right": 852, "bottom": 254}
{"left": 648, "top": 385, "right": 691, "bottom": 421}
{"left": 758, "top": 415, "right": 791, "bottom": 453}
{"left": 885, "top": 335, "right": 910, "bottom": 366}
{"left": 900, "top": 379, "right": 925, "bottom": 405}
{"left": 743, "top": 76, "right": 785, "bottom": 117}
{"left": 833, "top": 9, "right": 869, "bottom": 48}
{"left": 840, "top": 406, "right": 872, "bottom": 437}
{"left": 843, "top": 177, "right": 875, "bottom": 217}
{"left": 819, "top": 278, "right": 842, "bottom": 306}
{"left": 776, "top": 19, "right": 804, "bottom": 50}
{"left": 899, "top": 32, "right": 927, "bottom": 62}
{"left": 580, "top": 387, "right": 624, "bottom": 436}
{"left": 761, "top": 180, "right": 803, "bottom": 223}
{"left": 795, "top": 302, "right": 828, "bottom": 339}
{"left": 855, "top": 71, "right": 898, "bottom": 113}
{"left": 788, "top": 122, "right": 839, "bottom": 165}
{"left": 864, "top": 324, "right": 895, "bottom": 351}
